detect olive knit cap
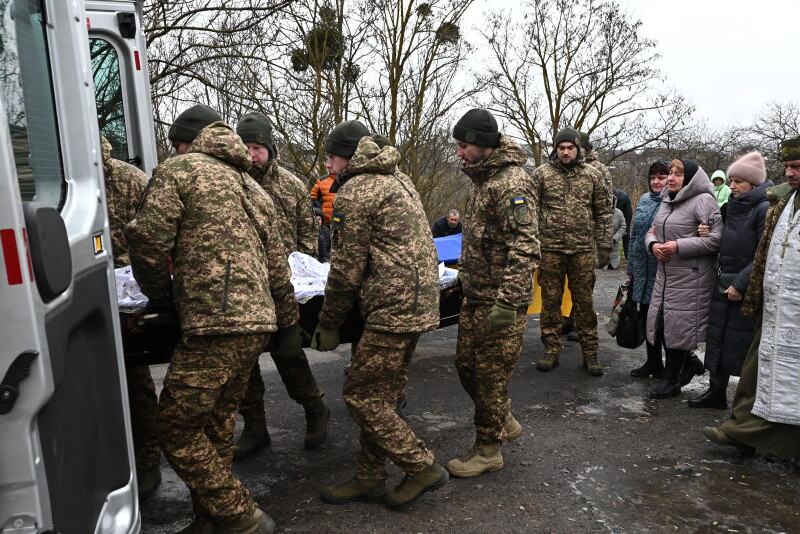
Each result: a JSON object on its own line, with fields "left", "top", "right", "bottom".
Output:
{"left": 452, "top": 109, "right": 500, "bottom": 148}
{"left": 372, "top": 134, "right": 393, "bottom": 149}
{"left": 325, "top": 120, "right": 370, "bottom": 158}
{"left": 579, "top": 131, "right": 592, "bottom": 150}
{"left": 553, "top": 127, "right": 582, "bottom": 149}
{"left": 168, "top": 104, "right": 222, "bottom": 143}
{"left": 780, "top": 136, "right": 800, "bottom": 162}
{"left": 727, "top": 152, "right": 766, "bottom": 186}
{"left": 237, "top": 112, "right": 275, "bottom": 156}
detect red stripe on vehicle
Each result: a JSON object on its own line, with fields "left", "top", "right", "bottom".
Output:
{"left": 22, "top": 228, "right": 34, "bottom": 281}
{"left": 134, "top": 51, "right": 141, "bottom": 70}
{"left": 87, "top": 17, "right": 91, "bottom": 28}
{"left": 1, "top": 229, "right": 23, "bottom": 285}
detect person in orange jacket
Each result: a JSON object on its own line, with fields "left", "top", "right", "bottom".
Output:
{"left": 311, "top": 172, "right": 336, "bottom": 226}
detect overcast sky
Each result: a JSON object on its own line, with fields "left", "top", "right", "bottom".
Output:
{"left": 470, "top": 0, "right": 798, "bottom": 130}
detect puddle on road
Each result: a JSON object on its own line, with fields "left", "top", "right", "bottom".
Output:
{"left": 571, "top": 461, "right": 798, "bottom": 533}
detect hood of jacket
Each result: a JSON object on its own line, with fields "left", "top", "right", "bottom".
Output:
{"left": 460, "top": 134, "right": 528, "bottom": 183}
{"left": 728, "top": 180, "right": 773, "bottom": 209}
{"left": 662, "top": 165, "right": 713, "bottom": 204}
{"left": 188, "top": 121, "right": 252, "bottom": 172}
{"left": 334, "top": 135, "right": 400, "bottom": 189}
{"left": 710, "top": 169, "right": 727, "bottom": 184}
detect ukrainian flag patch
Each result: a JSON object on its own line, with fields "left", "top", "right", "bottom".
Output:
{"left": 513, "top": 197, "right": 525, "bottom": 204}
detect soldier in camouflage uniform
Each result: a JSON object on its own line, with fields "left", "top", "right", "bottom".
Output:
{"left": 445, "top": 109, "right": 541, "bottom": 479}
{"left": 126, "top": 105, "right": 302, "bottom": 534}
{"left": 311, "top": 120, "right": 448, "bottom": 510}
{"left": 101, "top": 136, "right": 161, "bottom": 498}
{"left": 232, "top": 112, "right": 328, "bottom": 458}
{"left": 533, "top": 127, "right": 612, "bottom": 376}
{"left": 580, "top": 131, "right": 614, "bottom": 203}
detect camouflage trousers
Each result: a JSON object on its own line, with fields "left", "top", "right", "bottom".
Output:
{"left": 455, "top": 298, "right": 527, "bottom": 444}
{"left": 238, "top": 348, "right": 324, "bottom": 425}
{"left": 126, "top": 365, "right": 160, "bottom": 474}
{"left": 539, "top": 251, "right": 598, "bottom": 357}
{"left": 158, "top": 333, "right": 269, "bottom": 523}
{"left": 344, "top": 330, "right": 434, "bottom": 480}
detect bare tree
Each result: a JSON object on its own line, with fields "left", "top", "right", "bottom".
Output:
{"left": 479, "top": 0, "right": 694, "bottom": 166}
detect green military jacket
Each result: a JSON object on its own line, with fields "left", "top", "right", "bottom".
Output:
{"left": 101, "top": 136, "right": 148, "bottom": 268}
{"left": 126, "top": 122, "right": 297, "bottom": 336}
{"left": 459, "top": 134, "right": 541, "bottom": 308}
{"left": 319, "top": 136, "right": 440, "bottom": 333}
{"left": 249, "top": 158, "right": 318, "bottom": 258}
{"left": 585, "top": 149, "right": 614, "bottom": 204}
{"left": 741, "top": 182, "right": 796, "bottom": 317}
{"left": 532, "top": 153, "right": 612, "bottom": 253}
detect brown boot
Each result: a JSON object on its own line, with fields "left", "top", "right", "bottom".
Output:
{"left": 385, "top": 462, "right": 448, "bottom": 510}
{"left": 536, "top": 353, "right": 560, "bottom": 371}
{"left": 304, "top": 399, "right": 330, "bottom": 450}
{"left": 214, "top": 508, "right": 274, "bottom": 534}
{"left": 583, "top": 354, "right": 604, "bottom": 376}
{"left": 320, "top": 477, "right": 387, "bottom": 504}
{"left": 503, "top": 411, "right": 522, "bottom": 442}
{"left": 232, "top": 417, "right": 271, "bottom": 461}
{"left": 446, "top": 442, "right": 503, "bottom": 478}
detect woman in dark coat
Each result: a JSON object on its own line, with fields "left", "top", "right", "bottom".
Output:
{"left": 644, "top": 159, "right": 721, "bottom": 399}
{"left": 627, "top": 161, "right": 669, "bottom": 377}
{"left": 690, "top": 152, "right": 771, "bottom": 409}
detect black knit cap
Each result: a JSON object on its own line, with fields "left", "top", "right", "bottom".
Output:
{"left": 579, "top": 131, "right": 592, "bottom": 150}
{"left": 780, "top": 136, "right": 800, "bottom": 162}
{"left": 553, "top": 127, "right": 582, "bottom": 149}
{"left": 452, "top": 109, "right": 500, "bottom": 148}
{"left": 237, "top": 112, "right": 275, "bottom": 157}
{"left": 324, "top": 120, "right": 370, "bottom": 158}
{"left": 168, "top": 104, "right": 222, "bottom": 143}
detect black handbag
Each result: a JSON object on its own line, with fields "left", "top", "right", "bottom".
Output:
{"left": 616, "top": 290, "right": 646, "bottom": 349}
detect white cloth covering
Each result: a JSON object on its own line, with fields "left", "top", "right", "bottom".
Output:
{"left": 117, "top": 251, "right": 460, "bottom": 311}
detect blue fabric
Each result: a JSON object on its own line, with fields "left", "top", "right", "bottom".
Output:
{"left": 434, "top": 233, "right": 462, "bottom": 264}
{"left": 627, "top": 192, "right": 662, "bottom": 304}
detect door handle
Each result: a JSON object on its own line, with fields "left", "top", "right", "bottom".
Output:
{"left": 0, "top": 351, "right": 39, "bottom": 415}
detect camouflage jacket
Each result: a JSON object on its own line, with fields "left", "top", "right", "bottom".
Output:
{"left": 126, "top": 122, "right": 297, "bottom": 336}
{"left": 585, "top": 149, "right": 614, "bottom": 204}
{"left": 101, "top": 136, "right": 148, "bottom": 268}
{"left": 319, "top": 136, "right": 440, "bottom": 333}
{"left": 459, "top": 134, "right": 541, "bottom": 307}
{"left": 249, "top": 159, "right": 318, "bottom": 258}
{"left": 741, "top": 182, "right": 796, "bottom": 317}
{"left": 532, "top": 154, "right": 612, "bottom": 253}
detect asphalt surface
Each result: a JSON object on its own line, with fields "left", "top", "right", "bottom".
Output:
{"left": 140, "top": 266, "right": 799, "bottom": 534}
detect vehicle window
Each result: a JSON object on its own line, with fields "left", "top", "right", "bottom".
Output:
{"left": 0, "top": 0, "right": 65, "bottom": 208}
{"left": 90, "top": 38, "right": 129, "bottom": 161}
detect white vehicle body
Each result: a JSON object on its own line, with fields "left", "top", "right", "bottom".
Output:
{"left": 0, "top": 1, "right": 154, "bottom": 532}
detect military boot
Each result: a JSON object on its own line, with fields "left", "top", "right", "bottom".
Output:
{"left": 702, "top": 427, "right": 755, "bottom": 456}
{"left": 446, "top": 441, "right": 503, "bottom": 478}
{"left": 232, "top": 417, "right": 271, "bottom": 461}
{"left": 385, "top": 462, "right": 448, "bottom": 511}
{"left": 583, "top": 354, "right": 604, "bottom": 376}
{"left": 536, "top": 353, "right": 560, "bottom": 372}
{"left": 504, "top": 411, "right": 522, "bottom": 442}
{"left": 137, "top": 466, "right": 162, "bottom": 501}
{"left": 320, "top": 477, "right": 387, "bottom": 504}
{"left": 214, "top": 508, "right": 274, "bottom": 534}
{"left": 303, "top": 399, "right": 330, "bottom": 450}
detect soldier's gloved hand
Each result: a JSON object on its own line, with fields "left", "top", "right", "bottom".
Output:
{"left": 456, "top": 269, "right": 467, "bottom": 287}
{"left": 489, "top": 300, "right": 517, "bottom": 331}
{"left": 143, "top": 295, "right": 175, "bottom": 314}
{"left": 272, "top": 323, "right": 310, "bottom": 359}
{"left": 311, "top": 324, "right": 340, "bottom": 351}
{"left": 597, "top": 248, "right": 611, "bottom": 269}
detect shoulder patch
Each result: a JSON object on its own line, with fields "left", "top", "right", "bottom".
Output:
{"left": 509, "top": 197, "right": 533, "bottom": 226}
{"left": 330, "top": 213, "right": 345, "bottom": 249}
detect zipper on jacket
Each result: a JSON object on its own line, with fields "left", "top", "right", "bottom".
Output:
{"left": 222, "top": 260, "right": 232, "bottom": 312}
{"left": 392, "top": 174, "right": 414, "bottom": 197}
{"left": 412, "top": 266, "right": 419, "bottom": 314}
